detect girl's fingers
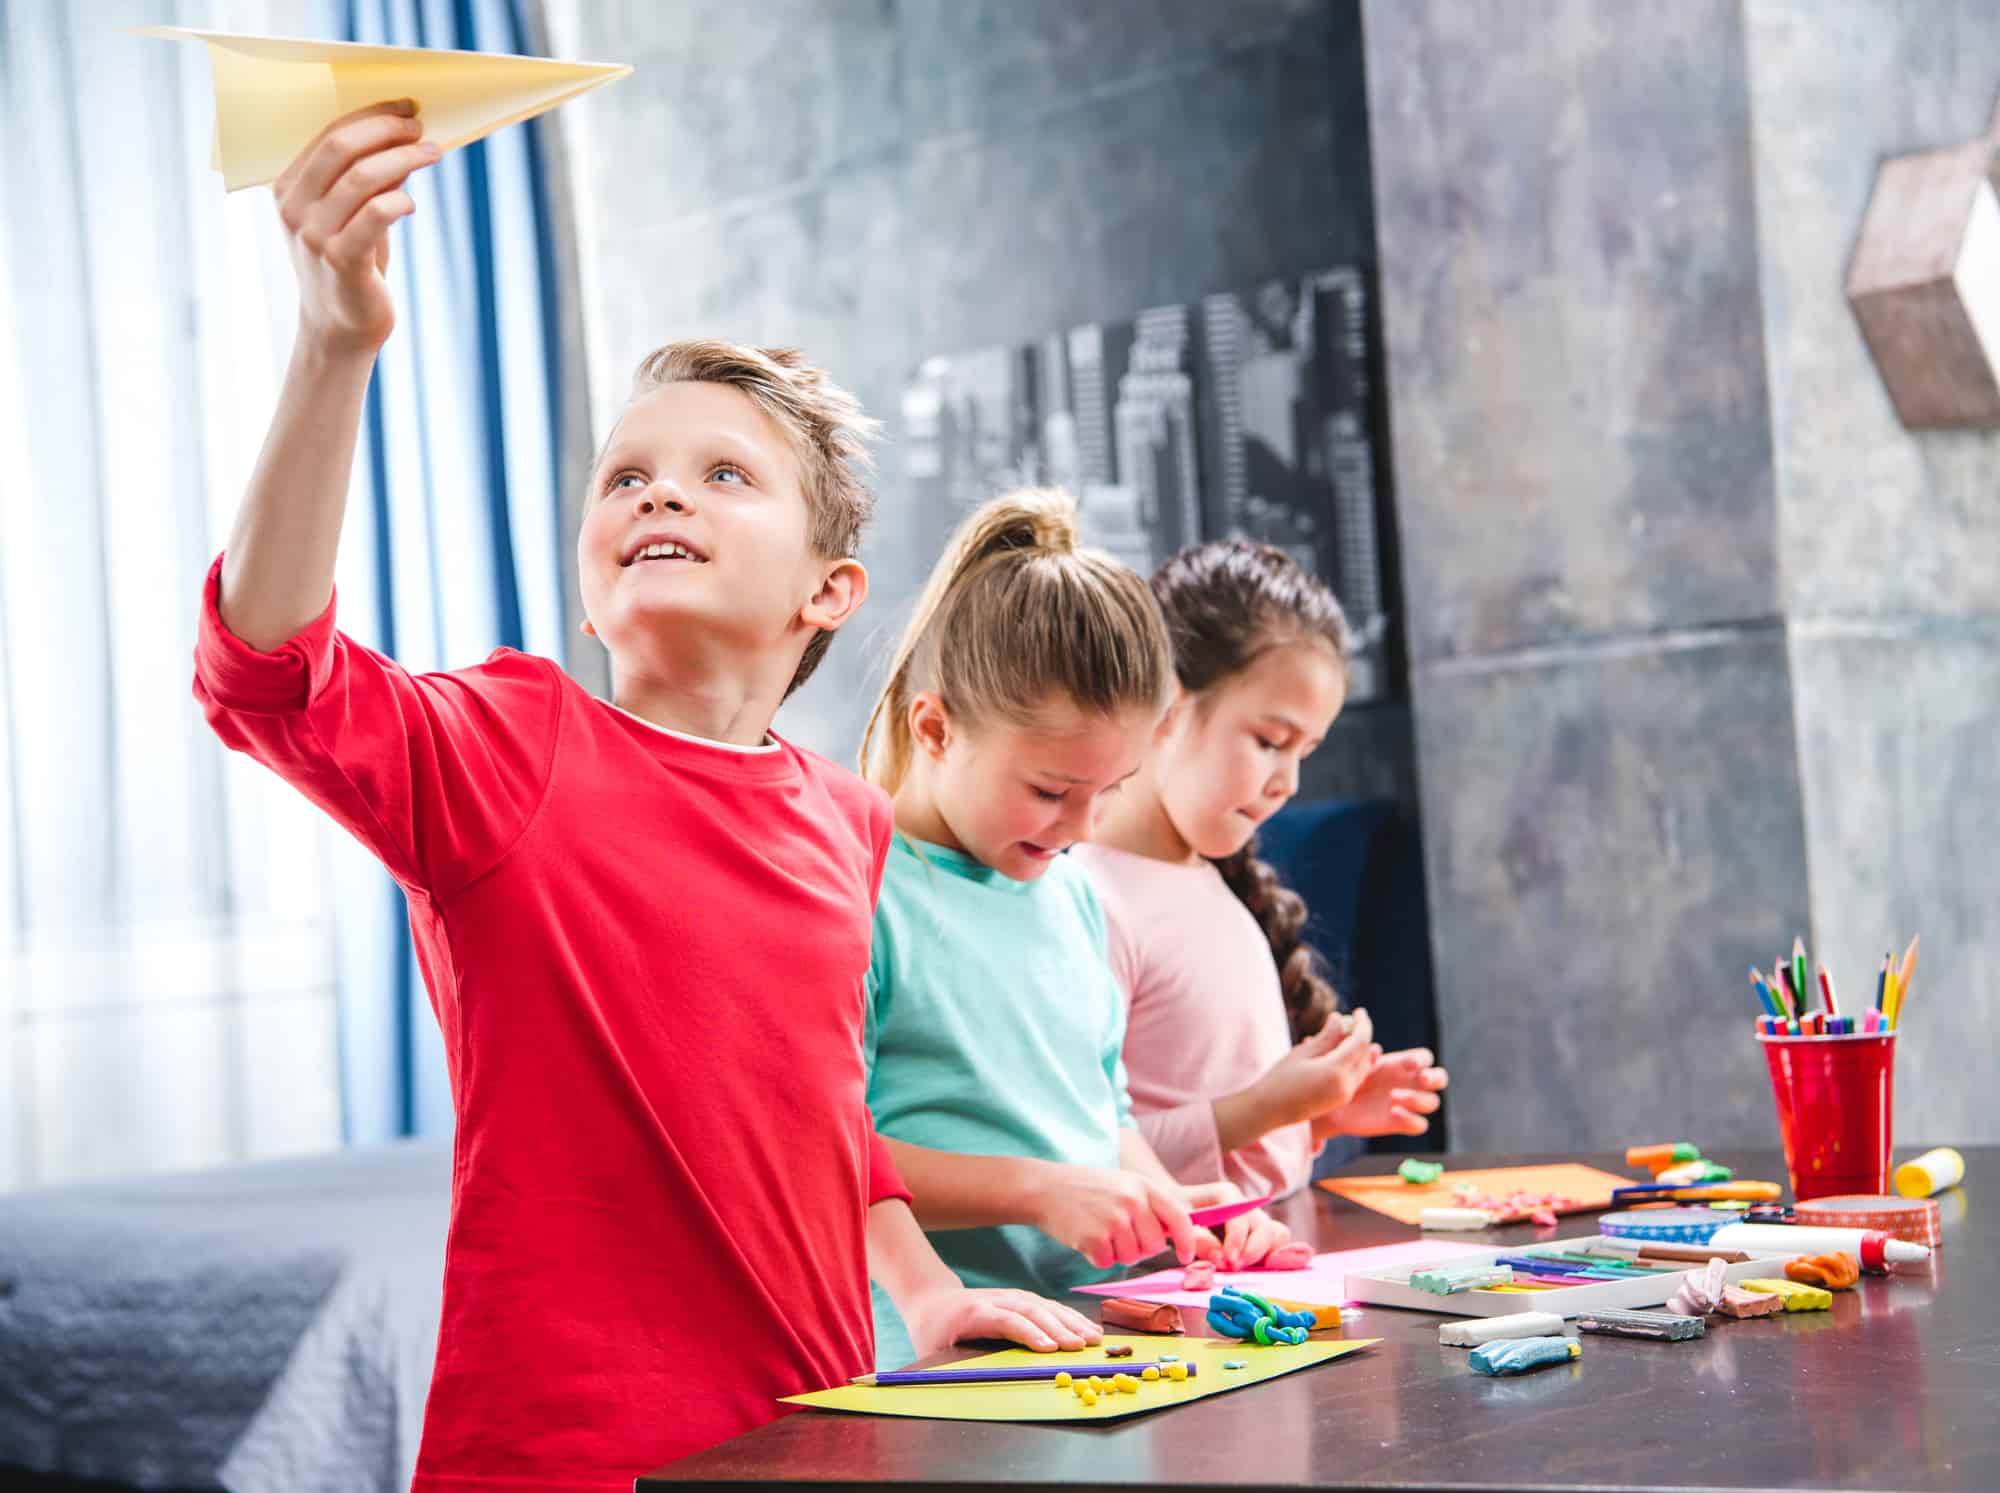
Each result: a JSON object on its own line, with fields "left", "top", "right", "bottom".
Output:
{"left": 274, "top": 99, "right": 413, "bottom": 196}
{"left": 1398, "top": 1086, "right": 1443, "bottom": 1115}
{"left": 1298, "top": 1020, "right": 1344, "bottom": 1055}
{"left": 1017, "top": 1300, "right": 1093, "bottom": 1350}
{"left": 1219, "top": 1214, "right": 1252, "bottom": 1271}
{"left": 1152, "top": 1191, "right": 1203, "bottom": 1265}
{"left": 1129, "top": 1206, "right": 1167, "bottom": 1263}
{"left": 314, "top": 140, "right": 440, "bottom": 242}
{"left": 978, "top": 1305, "right": 1057, "bottom": 1351}
{"left": 324, "top": 190, "right": 415, "bottom": 274}
{"left": 1421, "top": 1066, "right": 1450, "bottom": 1090}
{"left": 1243, "top": 1214, "right": 1285, "bottom": 1264}
{"left": 1047, "top": 1300, "right": 1103, "bottom": 1342}
{"left": 1106, "top": 1217, "right": 1142, "bottom": 1266}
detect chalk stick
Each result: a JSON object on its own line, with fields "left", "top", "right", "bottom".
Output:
{"left": 1420, "top": 1206, "right": 1495, "bottom": 1231}
{"left": 1438, "top": 1311, "right": 1565, "bottom": 1346}
{"left": 1411, "top": 1263, "right": 1514, "bottom": 1295}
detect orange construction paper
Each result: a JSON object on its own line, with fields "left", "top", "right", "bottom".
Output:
{"left": 1317, "top": 1163, "right": 1631, "bottom": 1225}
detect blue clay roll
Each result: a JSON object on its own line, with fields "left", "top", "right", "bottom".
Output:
{"left": 1468, "top": 1335, "right": 1580, "bottom": 1377}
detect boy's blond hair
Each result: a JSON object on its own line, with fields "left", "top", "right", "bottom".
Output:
{"left": 859, "top": 487, "right": 1174, "bottom": 793}
{"left": 620, "top": 341, "right": 880, "bottom": 695}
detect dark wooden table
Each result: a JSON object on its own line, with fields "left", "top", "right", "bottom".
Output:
{"left": 644, "top": 1149, "right": 1988, "bottom": 1492}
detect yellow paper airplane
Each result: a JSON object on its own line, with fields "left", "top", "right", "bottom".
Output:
{"left": 132, "top": 26, "right": 632, "bottom": 191}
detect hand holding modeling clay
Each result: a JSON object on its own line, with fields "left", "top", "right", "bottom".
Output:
{"left": 1178, "top": 1180, "right": 1293, "bottom": 1272}
{"left": 1255, "top": 1007, "right": 1377, "bottom": 1130}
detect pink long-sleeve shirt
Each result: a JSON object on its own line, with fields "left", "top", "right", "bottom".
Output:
{"left": 1070, "top": 843, "right": 1315, "bottom": 1200}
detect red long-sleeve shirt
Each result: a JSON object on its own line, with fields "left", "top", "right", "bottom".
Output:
{"left": 193, "top": 559, "right": 905, "bottom": 1490}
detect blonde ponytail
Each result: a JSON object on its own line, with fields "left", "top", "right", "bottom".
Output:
{"left": 860, "top": 488, "right": 1172, "bottom": 794}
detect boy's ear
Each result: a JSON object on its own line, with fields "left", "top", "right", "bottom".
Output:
{"left": 1155, "top": 682, "right": 1188, "bottom": 742}
{"left": 800, "top": 558, "right": 868, "bottom": 634}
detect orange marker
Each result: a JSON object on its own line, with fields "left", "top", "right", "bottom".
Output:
{"left": 1625, "top": 1143, "right": 1699, "bottom": 1172}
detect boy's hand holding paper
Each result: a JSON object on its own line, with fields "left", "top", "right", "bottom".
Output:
{"left": 133, "top": 25, "right": 630, "bottom": 191}
{"left": 276, "top": 102, "right": 436, "bottom": 354}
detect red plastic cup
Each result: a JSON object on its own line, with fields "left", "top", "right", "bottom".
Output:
{"left": 1756, "top": 1031, "right": 1896, "bottom": 1200}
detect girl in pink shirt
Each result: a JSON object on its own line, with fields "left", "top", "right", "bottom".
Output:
{"left": 1075, "top": 542, "right": 1448, "bottom": 1207}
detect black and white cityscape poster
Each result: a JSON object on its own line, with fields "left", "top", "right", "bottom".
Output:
{"left": 900, "top": 268, "right": 1393, "bottom": 702}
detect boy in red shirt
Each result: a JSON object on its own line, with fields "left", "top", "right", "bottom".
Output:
{"left": 195, "top": 104, "right": 1097, "bottom": 1491}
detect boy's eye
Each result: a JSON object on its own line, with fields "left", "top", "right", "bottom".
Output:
{"left": 1254, "top": 736, "right": 1281, "bottom": 752}
{"left": 708, "top": 463, "right": 749, "bottom": 485}
{"left": 605, "top": 472, "right": 643, "bottom": 495}
{"left": 1032, "top": 786, "right": 1066, "bottom": 803}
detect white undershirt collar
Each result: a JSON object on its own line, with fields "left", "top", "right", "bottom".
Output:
{"left": 610, "top": 702, "right": 781, "bottom": 754}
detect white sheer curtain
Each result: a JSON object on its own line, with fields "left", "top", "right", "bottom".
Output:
{"left": 0, "top": 0, "right": 346, "bottom": 1191}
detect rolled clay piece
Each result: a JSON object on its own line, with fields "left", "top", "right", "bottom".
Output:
{"left": 1719, "top": 1284, "right": 1784, "bottom": 1318}
{"left": 1575, "top": 1308, "right": 1705, "bottom": 1341}
{"left": 1421, "top": 1206, "right": 1495, "bottom": 1231}
{"left": 1665, "top": 1257, "right": 1730, "bottom": 1316}
{"left": 1097, "top": 1297, "right": 1185, "bottom": 1334}
{"left": 1468, "top": 1336, "right": 1581, "bottom": 1376}
{"left": 1738, "top": 1278, "right": 1832, "bottom": 1311}
{"left": 1785, "top": 1252, "right": 1860, "bottom": 1290}
{"left": 1180, "top": 1260, "right": 1217, "bottom": 1291}
{"left": 1260, "top": 1242, "right": 1315, "bottom": 1271}
{"left": 1399, "top": 1158, "right": 1445, "bottom": 1185}
{"left": 1438, "top": 1311, "right": 1565, "bottom": 1347}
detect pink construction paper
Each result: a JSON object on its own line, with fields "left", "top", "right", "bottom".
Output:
{"left": 1073, "top": 1240, "right": 1493, "bottom": 1309}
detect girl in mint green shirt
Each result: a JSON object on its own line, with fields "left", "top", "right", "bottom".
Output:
{"left": 857, "top": 488, "right": 1293, "bottom": 1369}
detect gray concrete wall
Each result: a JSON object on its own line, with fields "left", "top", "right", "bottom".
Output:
{"left": 549, "top": 0, "right": 1384, "bottom": 768}
{"left": 1363, "top": 0, "right": 1810, "bottom": 1149}
{"left": 1745, "top": 0, "right": 2000, "bottom": 1145}
{"left": 1366, "top": 0, "right": 1999, "bottom": 1148}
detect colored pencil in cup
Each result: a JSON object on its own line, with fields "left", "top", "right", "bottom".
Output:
{"left": 1889, "top": 936, "right": 1918, "bottom": 1026}
{"left": 1818, "top": 963, "right": 1837, "bottom": 1017}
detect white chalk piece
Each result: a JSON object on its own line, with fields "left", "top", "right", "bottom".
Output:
{"left": 1438, "top": 1311, "right": 1566, "bottom": 1347}
{"left": 1419, "top": 1206, "right": 1494, "bottom": 1231}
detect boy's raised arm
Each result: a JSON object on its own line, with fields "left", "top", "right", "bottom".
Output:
{"left": 218, "top": 101, "right": 438, "bottom": 652}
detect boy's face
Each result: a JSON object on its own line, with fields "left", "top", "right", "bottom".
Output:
{"left": 578, "top": 382, "right": 840, "bottom": 678}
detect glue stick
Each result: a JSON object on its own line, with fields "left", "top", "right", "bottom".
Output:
{"left": 1893, "top": 1147, "right": 1964, "bottom": 1198}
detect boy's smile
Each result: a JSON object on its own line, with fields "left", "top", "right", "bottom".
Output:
{"left": 619, "top": 530, "right": 710, "bottom": 567}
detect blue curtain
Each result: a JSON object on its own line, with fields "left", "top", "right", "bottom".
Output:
{"left": 334, "top": 0, "right": 568, "bottom": 1142}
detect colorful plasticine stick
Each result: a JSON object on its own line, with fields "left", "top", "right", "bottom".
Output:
{"left": 1625, "top": 1142, "right": 1701, "bottom": 1172}
{"left": 1469, "top": 1336, "right": 1581, "bottom": 1376}
{"left": 1575, "top": 1308, "right": 1705, "bottom": 1341}
{"left": 1737, "top": 1278, "right": 1832, "bottom": 1312}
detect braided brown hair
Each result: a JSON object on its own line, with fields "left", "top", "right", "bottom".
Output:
{"left": 1150, "top": 541, "right": 1353, "bottom": 1044}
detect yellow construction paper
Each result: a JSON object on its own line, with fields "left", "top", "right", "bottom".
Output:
{"left": 782, "top": 1333, "right": 1378, "bottom": 1423}
{"left": 131, "top": 26, "right": 631, "bottom": 190}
